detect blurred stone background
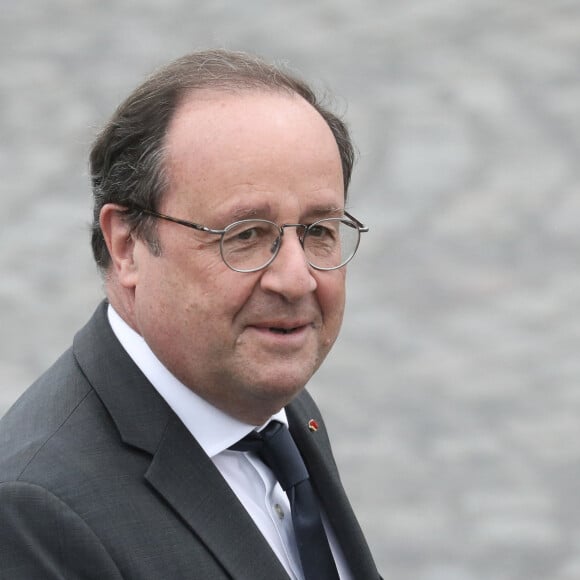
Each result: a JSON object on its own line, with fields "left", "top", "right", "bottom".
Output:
{"left": 2, "top": 1, "right": 580, "bottom": 578}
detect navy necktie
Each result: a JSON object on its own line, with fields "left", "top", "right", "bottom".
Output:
{"left": 231, "top": 421, "right": 339, "bottom": 580}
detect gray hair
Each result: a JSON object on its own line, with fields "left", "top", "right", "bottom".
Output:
{"left": 89, "top": 49, "right": 356, "bottom": 271}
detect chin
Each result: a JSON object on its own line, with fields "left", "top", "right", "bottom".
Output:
{"left": 251, "top": 374, "right": 310, "bottom": 403}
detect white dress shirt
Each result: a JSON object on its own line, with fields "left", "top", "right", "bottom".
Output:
{"left": 107, "top": 305, "right": 351, "bottom": 580}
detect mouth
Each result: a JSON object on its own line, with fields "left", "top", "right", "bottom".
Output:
{"left": 244, "top": 321, "right": 314, "bottom": 351}
{"left": 249, "top": 321, "right": 311, "bottom": 336}
{"left": 268, "top": 326, "right": 300, "bottom": 335}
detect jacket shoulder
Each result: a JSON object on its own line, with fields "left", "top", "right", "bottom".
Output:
{"left": 0, "top": 347, "right": 94, "bottom": 482}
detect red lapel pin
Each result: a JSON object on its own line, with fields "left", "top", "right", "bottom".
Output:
{"left": 308, "top": 419, "right": 319, "bottom": 432}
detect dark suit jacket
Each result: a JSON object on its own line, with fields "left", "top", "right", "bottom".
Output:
{"left": 0, "top": 302, "right": 380, "bottom": 579}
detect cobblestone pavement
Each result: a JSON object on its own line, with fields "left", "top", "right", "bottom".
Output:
{"left": 2, "top": 1, "right": 580, "bottom": 578}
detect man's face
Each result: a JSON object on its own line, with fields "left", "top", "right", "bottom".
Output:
{"left": 126, "top": 91, "right": 346, "bottom": 424}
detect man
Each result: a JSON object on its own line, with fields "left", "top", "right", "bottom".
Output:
{"left": 0, "top": 50, "right": 380, "bottom": 579}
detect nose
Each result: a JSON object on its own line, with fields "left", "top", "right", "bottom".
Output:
{"left": 259, "top": 229, "right": 317, "bottom": 301}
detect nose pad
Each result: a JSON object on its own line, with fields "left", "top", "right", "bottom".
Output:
{"left": 270, "top": 236, "right": 281, "bottom": 256}
{"left": 296, "top": 225, "right": 307, "bottom": 245}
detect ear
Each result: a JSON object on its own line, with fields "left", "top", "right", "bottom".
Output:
{"left": 99, "top": 204, "right": 139, "bottom": 289}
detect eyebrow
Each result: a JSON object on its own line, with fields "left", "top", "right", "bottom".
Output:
{"left": 230, "top": 206, "right": 264, "bottom": 221}
{"left": 307, "top": 206, "right": 344, "bottom": 219}
{"left": 228, "top": 204, "right": 345, "bottom": 223}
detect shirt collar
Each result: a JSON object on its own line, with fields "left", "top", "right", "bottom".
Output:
{"left": 107, "top": 304, "right": 288, "bottom": 457}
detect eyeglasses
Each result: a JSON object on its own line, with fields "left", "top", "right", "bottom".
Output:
{"left": 126, "top": 204, "right": 368, "bottom": 273}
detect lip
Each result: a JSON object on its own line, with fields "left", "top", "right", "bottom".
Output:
{"left": 250, "top": 320, "right": 312, "bottom": 333}
{"left": 246, "top": 320, "right": 314, "bottom": 346}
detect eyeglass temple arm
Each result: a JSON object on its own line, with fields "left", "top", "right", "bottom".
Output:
{"left": 344, "top": 211, "right": 369, "bottom": 233}
{"left": 126, "top": 204, "right": 224, "bottom": 235}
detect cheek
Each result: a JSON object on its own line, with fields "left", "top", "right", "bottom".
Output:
{"left": 183, "top": 270, "right": 259, "bottom": 326}
{"left": 317, "top": 272, "right": 346, "bottom": 329}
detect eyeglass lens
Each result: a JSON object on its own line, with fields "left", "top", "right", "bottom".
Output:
{"left": 220, "top": 218, "right": 360, "bottom": 272}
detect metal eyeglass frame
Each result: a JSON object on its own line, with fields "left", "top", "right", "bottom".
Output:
{"left": 124, "top": 203, "right": 369, "bottom": 273}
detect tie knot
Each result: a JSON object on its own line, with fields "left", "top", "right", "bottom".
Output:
{"left": 232, "top": 421, "right": 309, "bottom": 491}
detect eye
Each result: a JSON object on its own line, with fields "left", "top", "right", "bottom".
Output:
{"left": 235, "top": 227, "right": 259, "bottom": 241}
{"left": 307, "top": 223, "right": 336, "bottom": 240}
{"left": 222, "top": 221, "right": 277, "bottom": 247}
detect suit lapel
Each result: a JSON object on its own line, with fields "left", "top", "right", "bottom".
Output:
{"left": 73, "top": 302, "right": 289, "bottom": 580}
{"left": 145, "top": 415, "right": 289, "bottom": 580}
{"left": 287, "top": 392, "right": 379, "bottom": 580}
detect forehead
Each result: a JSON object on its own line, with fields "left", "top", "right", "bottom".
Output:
{"left": 161, "top": 90, "right": 344, "bottom": 215}
{"left": 166, "top": 88, "right": 330, "bottom": 143}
